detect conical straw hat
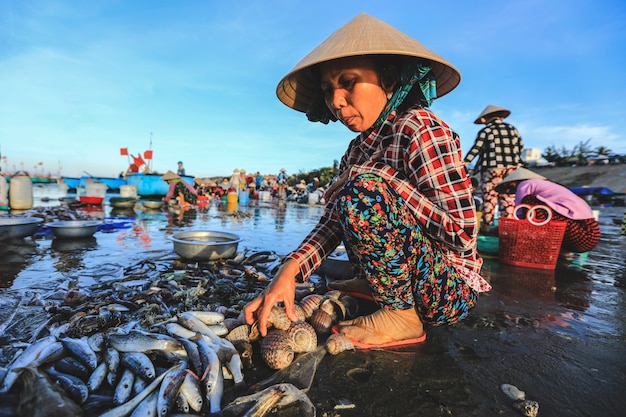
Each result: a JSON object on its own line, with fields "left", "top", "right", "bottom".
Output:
{"left": 495, "top": 167, "right": 546, "bottom": 193}
{"left": 160, "top": 170, "right": 181, "bottom": 181}
{"left": 474, "top": 104, "right": 511, "bottom": 124}
{"left": 276, "top": 13, "right": 461, "bottom": 113}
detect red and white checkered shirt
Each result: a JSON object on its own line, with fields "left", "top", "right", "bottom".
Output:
{"left": 288, "top": 106, "right": 490, "bottom": 293}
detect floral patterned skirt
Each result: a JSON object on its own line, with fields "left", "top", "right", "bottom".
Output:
{"left": 337, "top": 173, "right": 477, "bottom": 326}
{"left": 174, "top": 181, "right": 197, "bottom": 204}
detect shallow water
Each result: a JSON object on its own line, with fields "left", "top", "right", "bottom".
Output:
{"left": 1, "top": 197, "right": 625, "bottom": 417}
{"left": 1, "top": 198, "right": 324, "bottom": 290}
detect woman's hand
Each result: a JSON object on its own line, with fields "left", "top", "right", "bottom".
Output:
{"left": 243, "top": 258, "right": 300, "bottom": 337}
{"left": 324, "top": 170, "right": 350, "bottom": 203}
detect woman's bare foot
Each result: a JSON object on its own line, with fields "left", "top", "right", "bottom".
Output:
{"left": 338, "top": 307, "right": 424, "bottom": 345}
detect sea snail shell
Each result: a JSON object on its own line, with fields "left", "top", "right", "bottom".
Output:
{"left": 325, "top": 333, "right": 355, "bottom": 355}
{"left": 299, "top": 294, "right": 324, "bottom": 318}
{"left": 260, "top": 329, "right": 294, "bottom": 370}
{"left": 267, "top": 306, "right": 292, "bottom": 330}
{"left": 286, "top": 321, "right": 317, "bottom": 353}
{"left": 308, "top": 309, "right": 334, "bottom": 334}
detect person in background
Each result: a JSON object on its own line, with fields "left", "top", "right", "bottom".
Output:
{"left": 213, "top": 179, "right": 228, "bottom": 199}
{"left": 295, "top": 180, "right": 308, "bottom": 202}
{"left": 239, "top": 169, "right": 248, "bottom": 191}
{"left": 177, "top": 161, "right": 186, "bottom": 176}
{"left": 464, "top": 105, "right": 523, "bottom": 234}
{"left": 260, "top": 175, "right": 269, "bottom": 191}
{"left": 245, "top": 171, "right": 256, "bottom": 193}
{"left": 255, "top": 172, "right": 264, "bottom": 190}
{"left": 309, "top": 186, "right": 325, "bottom": 205}
{"left": 277, "top": 168, "right": 288, "bottom": 199}
{"left": 495, "top": 167, "right": 601, "bottom": 253}
{"left": 161, "top": 170, "right": 197, "bottom": 207}
{"left": 229, "top": 169, "right": 241, "bottom": 193}
{"left": 193, "top": 178, "right": 205, "bottom": 195}
{"left": 307, "top": 177, "right": 320, "bottom": 193}
{"left": 244, "top": 13, "right": 489, "bottom": 349}
{"left": 206, "top": 180, "right": 219, "bottom": 199}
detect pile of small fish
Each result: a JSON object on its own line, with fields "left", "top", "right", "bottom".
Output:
{"left": 0, "top": 249, "right": 358, "bottom": 416}
{"left": 0, "top": 311, "right": 239, "bottom": 416}
{"left": 21, "top": 205, "right": 95, "bottom": 223}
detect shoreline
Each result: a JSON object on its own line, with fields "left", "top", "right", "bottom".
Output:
{"left": 532, "top": 164, "right": 626, "bottom": 193}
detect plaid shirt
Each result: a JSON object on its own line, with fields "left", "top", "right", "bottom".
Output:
{"left": 288, "top": 107, "right": 486, "bottom": 290}
{"left": 464, "top": 119, "right": 524, "bottom": 173}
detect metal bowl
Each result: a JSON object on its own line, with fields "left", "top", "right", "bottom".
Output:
{"left": 109, "top": 197, "right": 138, "bottom": 209}
{"left": 0, "top": 217, "right": 44, "bottom": 240}
{"left": 46, "top": 220, "right": 102, "bottom": 239}
{"left": 170, "top": 230, "right": 242, "bottom": 261}
{"left": 142, "top": 201, "right": 163, "bottom": 210}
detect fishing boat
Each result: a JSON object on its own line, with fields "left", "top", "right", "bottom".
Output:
{"left": 63, "top": 175, "right": 127, "bottom": 192}
{"left": 118, "top": 140, "right": 194, "bottom": 197}
{"left": 29, "top": 176, "right": 60, "bottom": 184}
{"left": 125, "top": 172, "right": 195, "bottom": 197}
{"left": 62, "top": 177, "right": 80, "bottom": 190}
{"left": 569, "top": 186, "right": 626, "bottom": 206}
{"left": 79, "top": 176, "right": 126, "bottom": 192}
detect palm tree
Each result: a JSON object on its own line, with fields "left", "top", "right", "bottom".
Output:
{"left": 595, "top": 146, "right": 612, "bottom": 156}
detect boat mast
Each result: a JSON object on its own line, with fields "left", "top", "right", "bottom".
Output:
{"left": 148, "top": 132, "right": 153, "bottom": 173}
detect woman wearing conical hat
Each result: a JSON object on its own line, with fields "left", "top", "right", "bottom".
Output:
{"left": 161, "top": 170, "right": 198, "bottom": 207}
{"left": 496, "top": 168, "right": 600, "bottom": 253}
{"left": 464, "top": 104, "right": 524, "bottom": 234}
{"left": 245, "top": 14, "right": 490, "bottom": 349}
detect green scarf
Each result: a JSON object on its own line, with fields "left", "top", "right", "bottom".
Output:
{"left": 371, "top": 59, "right": 436, "bottom": 129}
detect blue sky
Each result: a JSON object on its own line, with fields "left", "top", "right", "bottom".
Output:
{"left": 1, "top": 0, "right": 625, "bottom": 179}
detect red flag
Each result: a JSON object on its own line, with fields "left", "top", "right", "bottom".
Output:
{"left": 120, "top": 147, "right": 128, "bottom": 156}
{"left": 133, "top": 154, "right": 146, "bottom": 167}
{"left": 143, "top": 150, "right": 153, "bottom": 160}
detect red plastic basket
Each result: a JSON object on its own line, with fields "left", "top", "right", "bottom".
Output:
{"left": 498, "top": 217, "right": 567, "bottom": 270}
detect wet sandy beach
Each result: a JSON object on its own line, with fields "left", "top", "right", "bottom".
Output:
{"left": 1, "top": 199, "right": 625, "bottom": 417}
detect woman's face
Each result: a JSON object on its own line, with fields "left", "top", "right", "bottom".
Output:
{"left": 319, "top": 56, "right": 390, "bottom": 132}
